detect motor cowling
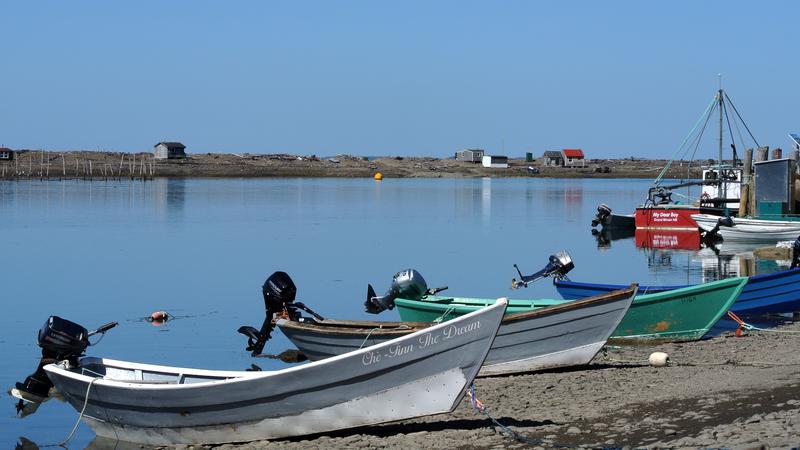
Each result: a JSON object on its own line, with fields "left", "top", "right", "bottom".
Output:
{"left": 365, "top": 269, "right": 428, "bottom": 314}
{"left": 591, "top": 204, "right": 613, "bottom": 227}
{"left": 15, "top": 316, "right": 94, "bottom": 406}
{"left": 262, "top": 271, "right": 298, "bottom": 316}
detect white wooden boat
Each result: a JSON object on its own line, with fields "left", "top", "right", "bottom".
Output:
{"left": 693, "top": 213, "right": 800, "bottom": 241}
{"left": 278, "top": 285, "right": 637, "bottom": 376}
{"left": 43, "top": 299, "right": 506, "bottom": 446}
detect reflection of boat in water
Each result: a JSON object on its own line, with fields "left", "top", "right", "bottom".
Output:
{"left": 592, "top": 226, "right": 635, "bottom": 248}
{"left": 635, "top": 229, "right": 701, "bottom": 251}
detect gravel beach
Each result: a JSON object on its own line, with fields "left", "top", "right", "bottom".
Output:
{"left": 195, "top": 319, "right": 800, "bottom": 449}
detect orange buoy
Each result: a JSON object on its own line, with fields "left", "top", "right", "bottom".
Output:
{"left": 374, "top": 172, "right": 383, "bottom": 181}
{"left": 149, "top": 311, "right": 169, "bottom": 323}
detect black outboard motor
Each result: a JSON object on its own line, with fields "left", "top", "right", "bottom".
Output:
{"left": 238, "top": 271, "right": 325, "bottom": 356}
{"left": 792, "top": 236, "right": 800, "bottom": 269}
{"left": 511, "top": 251, "right": 575, "bottom": 289}
{"left": 591, "top": 204, "right": 613, "bottom": 228}
{"left": 13, "top": 316, "right": 117, "bottom": 407}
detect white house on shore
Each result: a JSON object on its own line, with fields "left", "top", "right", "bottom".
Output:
{"left": 482, "top": 155, "right": 508, "bottom": 168}
{"left": 154, "top": 142, "right": 187, "bottom": 160}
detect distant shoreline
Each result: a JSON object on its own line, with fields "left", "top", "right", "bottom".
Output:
{"left": 0, "top": 150, "right": 704, "bottom": 180}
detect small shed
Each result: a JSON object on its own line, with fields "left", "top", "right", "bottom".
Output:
{"left": 154, "top": 142, "right": 187, "bottom": 160}
{"left": 542, "top": 151, "right": 563, "bottom": 167}
{"left": 0, "top": 147, "right": 14, "bottom": 161}
{"left": 482, "top": 155, "right": 508, "bottom": 168}
{"left": 455, "top": 148, "right": 485, "bottom": 163}
{"left": 561, "top": 149, "right": 585, "bottom": 168}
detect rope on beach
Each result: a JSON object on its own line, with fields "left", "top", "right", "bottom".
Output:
{"left": 727, "top": 311, "right": 800, "bottom": 335}
{"left": 468, "top": 384, "right": 570, "bottom": 447}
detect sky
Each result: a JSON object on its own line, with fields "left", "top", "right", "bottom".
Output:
{"left": 1, "top": 1, "right": 798, "bottom": 158}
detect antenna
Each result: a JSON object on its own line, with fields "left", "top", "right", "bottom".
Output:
{"left": 718, "top": 73, "right": 722, "bottom": 90}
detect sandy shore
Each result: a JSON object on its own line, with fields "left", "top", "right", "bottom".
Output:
{"left": 1, "top": 151, "right": 704, "bottom": 179}
{"left": 192, "top": 319, "right": 800, "bottom": 449}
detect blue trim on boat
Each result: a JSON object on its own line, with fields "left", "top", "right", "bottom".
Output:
{"left": 554, "top": 268, "right": 800, "bottom": 315}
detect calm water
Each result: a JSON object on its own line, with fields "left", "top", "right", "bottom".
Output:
{"left": 0, "top": 177, "right": 790, "bottom": 448}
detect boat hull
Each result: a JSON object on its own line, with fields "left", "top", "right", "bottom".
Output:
{"left": 395, "top": 279, "right": 745, "bottom": 343}
{"left": 556, "top": 268, "right": 800, "bottom": 315}
{"left": 44, "top": 300, "right": 506, "bottom": 445}
{"left": 635, "top": 205, "right": 702, "bottom": 230}
{"left": 608, "top": 277, "right": 746, "bottom": 342}
{"left": 281, "top": 286, "right": 636, "bottom": 376}
{"left": 693, "top": 214, "right": 800, "bottom": 242}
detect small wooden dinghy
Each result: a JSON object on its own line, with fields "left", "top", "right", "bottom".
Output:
{"left": 43, "top": 299, "right": 506, "bottom": 446}
{"left": 278, "top": 285, "right": 637, "bottom": 376}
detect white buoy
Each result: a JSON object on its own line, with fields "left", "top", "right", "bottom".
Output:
{"left": 649, "top": 352, "right": 669, "bottom": 367}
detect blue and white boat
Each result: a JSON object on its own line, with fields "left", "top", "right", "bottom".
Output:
{"left": 554, "top": 268, "right": 800, "bottom": 315}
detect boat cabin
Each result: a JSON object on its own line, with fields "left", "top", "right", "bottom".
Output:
{"left": 482, "top": 155, "right": 508, "bottom": 168}
{"left": 700, "top": 166, "right": 742, "bottom": 210}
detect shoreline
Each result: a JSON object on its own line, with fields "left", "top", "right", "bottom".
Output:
{"left": 0, "top": 151, "right": 704, "bottom": 180}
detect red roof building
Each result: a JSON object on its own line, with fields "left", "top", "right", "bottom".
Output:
{"left": 561, "top": 149, "right": 585, "bottom": 167}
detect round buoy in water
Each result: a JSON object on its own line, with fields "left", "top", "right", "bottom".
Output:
{"left": 374, "top": 172, "right": 383, "bottom": 180}
{"left": 648, "top": 351, "right": 669, "bottom": 367}
{"left": 149, "top": 311, "right": 169, "bottom": 323}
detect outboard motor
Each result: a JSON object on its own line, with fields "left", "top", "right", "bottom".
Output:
{"left": 792, "top": 236, "right": 800, "bottom": 269}
{"left": 238, "top": 271, "right": 324, "bottom": 356}
{"left": 511, "top": 251, "right": 575, "bottom": 289}
{"left": 364, "top": 269, "right": 448, "bottom": 314}
{"left": 591, "top": 204, "right": 613, "bottom": 228}
{"left": 13, "top": 317, "right": 117, "bottom": 410}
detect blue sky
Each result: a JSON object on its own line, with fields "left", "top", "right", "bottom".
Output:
{"left": 1, "top": 1, "right": 797, "bottom": 158}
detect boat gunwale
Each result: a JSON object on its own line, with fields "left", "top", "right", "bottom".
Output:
{"left": 45, "top": 299, "right": 508, "bottom": 391}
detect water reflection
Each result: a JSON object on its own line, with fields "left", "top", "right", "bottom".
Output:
{"left": 592, "top": 227, "right": 634, "bottom": 249}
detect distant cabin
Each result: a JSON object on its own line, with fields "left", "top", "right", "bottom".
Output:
{"left": 154, "top": 142, "right": 187, "bottom": 160}
{"left": 542, "top": 151, "right": 563, "bottom": 167}
{"left": 456, "top": 148, "right": 485, "bottom": 163}
{"left": 0, "top": 147, "right": 13, "bottom": 161}
{"left": 561, "top": 149, "right": 585, "bottom": 168}
{"left": 482, "top": 155, "right": 508, "bottom": 168}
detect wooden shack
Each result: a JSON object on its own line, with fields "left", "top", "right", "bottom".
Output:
{"left": 561, "top": 149, "right": 585, "bottom": 168}
{"left": 455, "top": 148, "right": 485, "bottom": 163}
{"left": 154, "top": 142, "right": 187, "bottom": 160}
{"left": 542, "top": 151, "right": 563, "bottom": 167}
{"left": 0, "top": 147, "right": 14, "bottom": 161}
{"left": 482, "top": 155, "right": 508, "bottom": 168}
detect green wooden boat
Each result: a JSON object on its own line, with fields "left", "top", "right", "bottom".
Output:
{"left": 394, "top": 277, "right": 748, "bottom": 342}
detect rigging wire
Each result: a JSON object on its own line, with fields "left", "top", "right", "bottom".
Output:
{"left": 722, "top": 100, "right": 739, "bottom": 164}
{"left": 652, "top": 95, "right": 718, "bottom": 187}
{"left": 723, "top": 91, "right": 760, "bottom": 148}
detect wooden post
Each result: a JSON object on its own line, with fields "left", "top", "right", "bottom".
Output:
{"left": 739, "top": 148, "right": 753, "bottom": 217}
{"left": 756, "top": 146, "right": 769, "bottom": 162}
{"left": 119, "top": 153, "right": 125, "bottom": 180}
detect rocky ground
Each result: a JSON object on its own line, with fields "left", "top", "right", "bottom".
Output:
{"left": 81, "top": 318, "right": 800, "bottom": 449}
{"left": 1, "top": 150, "right": 705, "bottom": 180}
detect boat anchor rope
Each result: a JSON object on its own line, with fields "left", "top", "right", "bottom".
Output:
{"left": 727, "top": 311, "right": 800, "bottom": 335}
{"left": 467, "top": 383, "right": 570, "bottom": 448}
